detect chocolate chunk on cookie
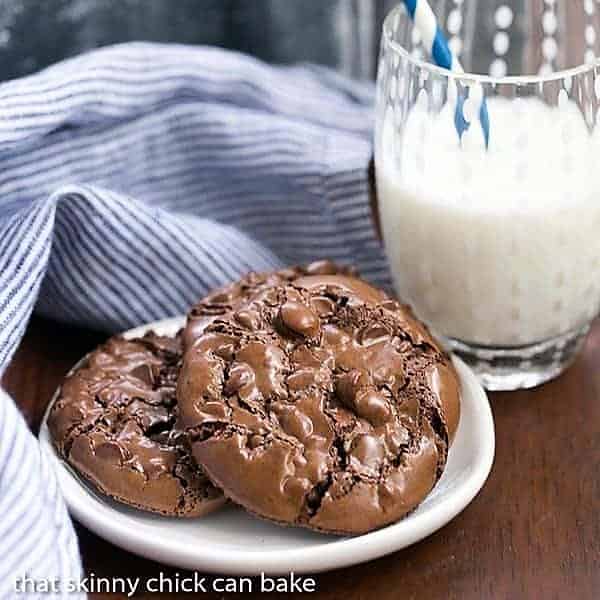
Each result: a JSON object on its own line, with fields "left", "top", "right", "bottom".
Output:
{"left": 183, "top": 260, "right": 354, "bottom": 349}
{"left": 49, "top": 332, "right": 225, "bottom": 517}
{"left": 177, "top": 275, "right": 460, "bottom": 535}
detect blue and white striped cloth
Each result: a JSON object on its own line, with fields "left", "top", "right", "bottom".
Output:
{"left": 0, "top": 43, "right": 388, "bottom": 598}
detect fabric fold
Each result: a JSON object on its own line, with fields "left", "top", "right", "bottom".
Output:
{"left": 0, "top": 389, "right": 84, "bottom": 599}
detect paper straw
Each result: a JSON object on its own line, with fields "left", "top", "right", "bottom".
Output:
{"left": 403, "top": 0, "right": 490, "bottom": 146}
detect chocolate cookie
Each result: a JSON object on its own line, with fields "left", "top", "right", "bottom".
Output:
{"left": 48, "top": 332, "right": 225, "bottom": 517}
{"left": 177, "top": 275, "right": 460, "bottom": 535}
{"left": 183, "top": 260, "right": 354, "bottom": 349}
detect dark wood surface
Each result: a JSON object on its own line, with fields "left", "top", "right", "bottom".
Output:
{"left": 3, "top": 316, "right": 599, "bottom": 600}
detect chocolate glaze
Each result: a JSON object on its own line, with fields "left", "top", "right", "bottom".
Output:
{"left": 48, "top": 332, "right": 225, "bottom": 517}
{"left": 177, "top": 275, "right": 460, "bottom": 535}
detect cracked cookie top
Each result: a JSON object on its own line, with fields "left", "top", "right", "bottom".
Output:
{"left": 177, "top": 275, "right": 460, "bottom": 535}
{"left": 48, "top": 332, "right": 225, "bottom": 517}
{"left": 183, "top": 260, "right": 355, "bottom": 350}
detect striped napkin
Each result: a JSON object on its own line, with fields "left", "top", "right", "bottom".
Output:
{"left": 0, "top": 43, "right": 388, "bottom": 598}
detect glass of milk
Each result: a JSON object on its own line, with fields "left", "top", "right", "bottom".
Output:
{"left": 375, "top": 2, "right": 600, "bottom": 390}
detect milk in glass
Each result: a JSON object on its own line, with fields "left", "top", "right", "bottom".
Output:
{"left": 376, "top": 97, "right": 600, "bottom": 346}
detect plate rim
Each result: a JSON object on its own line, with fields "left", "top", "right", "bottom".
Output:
{"left": 39, "top": 316, "right": 495, "bottom": 575}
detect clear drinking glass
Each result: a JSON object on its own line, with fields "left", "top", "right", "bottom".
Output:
{"left": 374, "top": 1, "right": 600, "bottom": 390}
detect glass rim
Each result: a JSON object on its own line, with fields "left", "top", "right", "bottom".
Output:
{"left": 383, "top": 5, "right": 600, "bottom": 85}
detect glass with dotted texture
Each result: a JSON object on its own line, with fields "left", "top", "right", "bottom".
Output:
{"left": 374, "top": 1, "right": 600, "bottom": 390}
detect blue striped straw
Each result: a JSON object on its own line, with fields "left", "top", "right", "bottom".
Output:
{"left": 403, "top": 0, "right": 490, "bottom": 147}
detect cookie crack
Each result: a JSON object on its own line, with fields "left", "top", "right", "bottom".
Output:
{"left": 61, "top": 412, "right": 107, "bottom": 457}
{"left": 301, "top": 474, "right": 335, "bottom": 520}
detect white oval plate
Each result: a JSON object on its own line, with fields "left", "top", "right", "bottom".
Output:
{"left": 39, "top": 316, "right": 495, "bottom": 575}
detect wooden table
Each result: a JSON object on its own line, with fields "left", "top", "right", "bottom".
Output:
{"left": 3, "top": 316, "right": 599, "bottom": 599}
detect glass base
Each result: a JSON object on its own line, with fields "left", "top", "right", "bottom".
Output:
{"left": 445, "top": 326, "right": 590, "bottom": 391}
